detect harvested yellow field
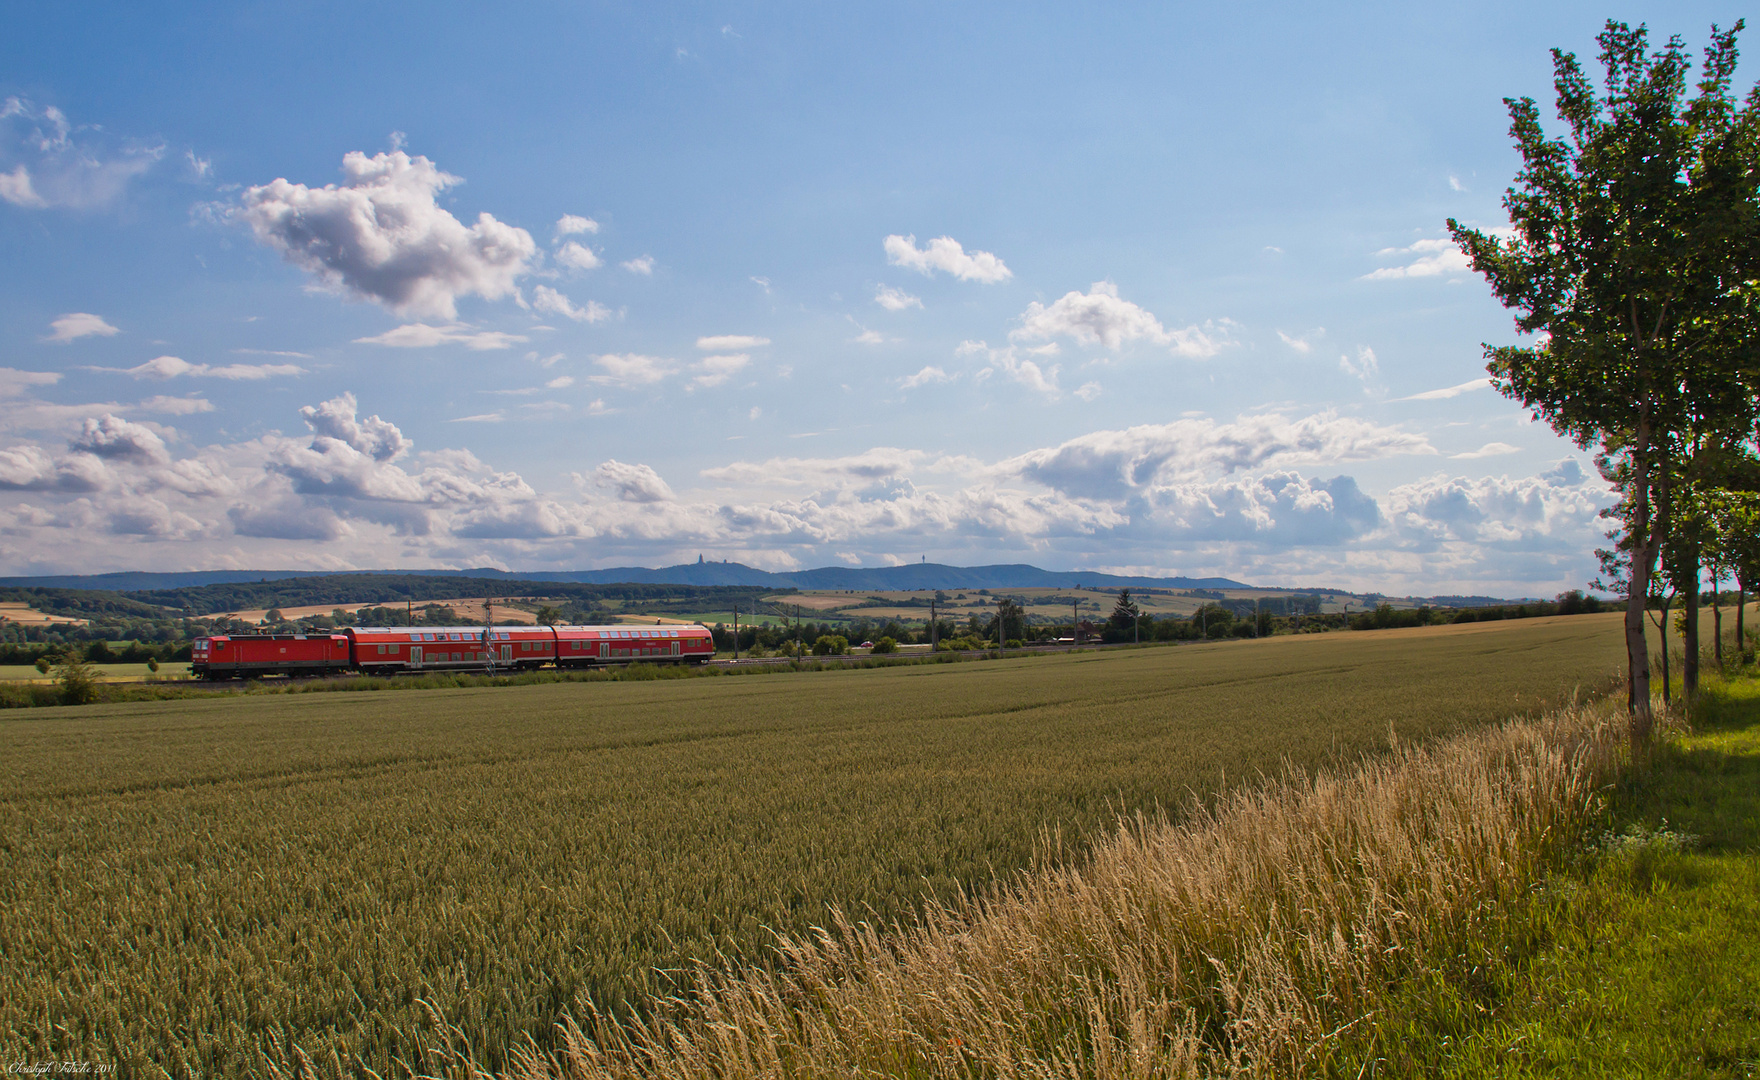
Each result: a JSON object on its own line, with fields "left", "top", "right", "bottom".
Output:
{"left": 0, "top": 601, "right": 86, "bottom": 626}
{"left": 226, "top": 597, "right": 544, "bottom": 625}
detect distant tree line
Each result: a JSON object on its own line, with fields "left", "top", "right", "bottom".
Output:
{"left": 126, "top": 575, "right": 789, "bottom": 617}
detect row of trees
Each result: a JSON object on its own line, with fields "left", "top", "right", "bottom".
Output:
{"left": 1453, "top": 20, "right": 1760, "bottom": 735}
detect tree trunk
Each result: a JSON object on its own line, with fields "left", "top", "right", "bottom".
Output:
{"left": 1713, "top": 569, "right": 1724, "bottom": 667}
{"left": 1656, "top": 594, "right": 1671, "bottom": 705}
{"left": 1683, "top": 551, "right": 1701, "bottom": 701}
{"left": 1739, "top": 577, "right": 1748, "bottom": 659}
{"left": 1624, "top": 438, "right": 1656, "bottom": 739}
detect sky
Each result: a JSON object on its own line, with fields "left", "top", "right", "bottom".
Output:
{"left": 0, "top": 2, "right": 1744, "bottom": 593}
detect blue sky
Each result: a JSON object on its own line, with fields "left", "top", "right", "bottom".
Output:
{"left": 0, "top": 3, "right": 1741, "bottom": 592}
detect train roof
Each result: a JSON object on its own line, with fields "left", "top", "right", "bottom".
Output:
{"left": 344, "top": 623, "right": 710, "bottom": 637}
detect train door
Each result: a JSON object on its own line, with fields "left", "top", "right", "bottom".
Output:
{"left": 671, "top": 641, "right": 680, "bottom": 656}
{"left": 501, "top": 644, "right": 512, "bottom": 663}
{"left": 410, "top": 646, "right": 423, "bottom": 669}
{"left": 600, "top": 642, "right": 608, "bottom": 659}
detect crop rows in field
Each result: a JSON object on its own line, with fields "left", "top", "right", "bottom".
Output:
{"left": 1, "top": 615, "right": 1629, "bottom": 1076}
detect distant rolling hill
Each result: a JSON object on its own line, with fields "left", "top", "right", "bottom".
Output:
{"left": 0, "top": 562, "right": 1250, "bottom": 594}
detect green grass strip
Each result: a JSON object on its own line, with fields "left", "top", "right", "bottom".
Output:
{"left": 1334, "top": 674, "right": 1760, "bottom": 1078}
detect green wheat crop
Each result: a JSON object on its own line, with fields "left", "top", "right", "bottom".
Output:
{"left": 1, "top": 615, "right": 1628, "bottom": 1076}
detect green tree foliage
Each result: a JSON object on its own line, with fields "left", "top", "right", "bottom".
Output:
{"left": 536, "top": 605, "right": 561, "bottom": 626}
{"left": 1195, "top": 604, "right": 1234, "bottom": 640}
{"left": 54, "top": 648, "right": 103, "bottom": 706}
{"left": 993, "top": 598, "right": 1026, "bottom": 643}
{"left": 1450, "top": 20, "right": 1760, "bottom": 732}
{"left": 1108, "top": 590, "right": 1140, "bottom": 634}
{"left": 812, "top": 635, "right": 849, "bottom": 656}
{"left": 871, "top": 636, "right": 897, "bottom": 654}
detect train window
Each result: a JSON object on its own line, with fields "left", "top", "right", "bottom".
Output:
{"left": 377, "top": 645, "right": 386, "bottom": 655}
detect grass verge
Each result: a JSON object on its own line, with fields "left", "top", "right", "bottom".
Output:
{"left": 1327, "top": 673, "right": 1760, "bottom": 1078}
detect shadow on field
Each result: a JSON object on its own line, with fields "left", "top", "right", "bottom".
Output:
{"left": 1621, "top": 678, "right": 1760, "bottom": 854}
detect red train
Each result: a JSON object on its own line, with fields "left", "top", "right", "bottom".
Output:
{"left": 190, "top": 623, "right": 715, "bottom": 680}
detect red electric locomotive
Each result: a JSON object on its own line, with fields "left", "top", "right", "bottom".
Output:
{"left": 191, "top": 633, "right": 351, "bottom": 679}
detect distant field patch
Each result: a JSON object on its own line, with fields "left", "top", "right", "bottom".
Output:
{"left": 0, "top": 662, "right": 182, "bottom": 683}
{"left": 0, "top": 601, "right": 87, "bottom": 626}
{"left": 2, "top": 614, "right": 1628, "bottom": 1075}
{"left": 222, "top": 597, "right": 546, "bottom": 625}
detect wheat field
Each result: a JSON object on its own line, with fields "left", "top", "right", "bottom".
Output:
{"left": 1, "top": 615, "right": 1629, "bottom": 1076}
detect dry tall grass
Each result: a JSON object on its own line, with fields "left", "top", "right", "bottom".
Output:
{"left": 391, "top": 695, "right": 1634, "bottom": 1080}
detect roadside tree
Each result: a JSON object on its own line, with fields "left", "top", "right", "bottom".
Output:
{"left": 1451, "top": 20, "right": 1760, "bottom": 734}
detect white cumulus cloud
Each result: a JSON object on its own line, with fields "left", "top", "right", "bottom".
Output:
{"left": 596, "top": 460, "right": 674, "bottom": 503}
{"left": 555, "top": 241, "right": 602, "bottom": 271}
{"left": 1339, "top": 346, "right": 1379, "bottom": 384}
{"left": 555, "top": 214, "right": 599, "bottom": 237}
{"left": 1450, "top": 442, "right": 1521, "bottom": 460}
{"left": 1397, "top": 378, "right": 1494, "bottom": 401}
{"left": 1013, "top": 281, "right": 1232, "bottom": 358}
{"left": 0, "top": 98, "right": 163, "bottom": 210}
{"left": 962, "top": 340, "right": 1061, "bottom": 399}
{"left": 693, "top": 353, "right": 750, "bottom": 388}
{"left": 137, "top": 395, "right": 215, "bottom": 415}
{"left": 354, "top": 324, "right": 528, "bottom": 350}
{"left": 44, "top": 313, "right": 120, "bottom": 343}
{"left": 875, "top": 284, "right": 923, "bottom": 311}
{"left": 112, "top": 355, "right": 306, "bottom": 380}
{"left": 883, "top": 234, "right": 1011, "bottom": 283}
{"left": 0, "top": 369, "right": 60, "bottom": 399}
{"left": 1361, "top": 237, "right": 1471, "bottom": 281}
{"left": 696, "top": 335, "right": 770, "bottom": 350}
{"left": 900, "top": 366, "right": 951, "bottom": 390}
{"left": 1385, "top": 460, "right": 1605, "bottom": 545}
{"left": 235, "top": 150, "right": 537, "bottom": 319}
{"left": 621, "top": 255, "right": 654, "bottom": 275}
{"left": 1004, "top": 412, "right": 1435, "bottom": 500}
{"left": 1016, "top": 282, "right": 1168, "bottom": 350}
{"left": 531, "top": 286, "right": 610, "bottom": 323}
{"left": 301, "top": 392, "right": 413, "bottom": 462}
{"left": 69, "top": 415, "right": 169, "bottom": 465}
{"left": 590, "top": 354, "right": 675, "bottom": 387}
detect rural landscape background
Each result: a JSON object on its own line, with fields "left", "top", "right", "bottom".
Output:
{"left": 7, "top": 1, "right": 1760, "bottom": 1078}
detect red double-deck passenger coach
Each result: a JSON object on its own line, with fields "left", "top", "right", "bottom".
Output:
{"left": 191, "top": 622, "right": 714, "bottom": 679}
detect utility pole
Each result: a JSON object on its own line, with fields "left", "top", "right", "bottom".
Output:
{"left": 930, "top": 599, "right": 938, "bottom": 651}
{"left": 1255, "top": 596, "right": 1261, "bottom": 639}
{"left": 732, "top": 604, "right": 739, "bottom": 662}
{"left": 406, "top": 599, "right": 412, "bottom": 627}
{"left": 1134, "top": 609, "right": 1140, "bottom": 645}
{"left": 1072, "top": 598, "right": 1080, "bottom": 646}
{"left": 482, "top": 598, "right": 495, "bottom": 673}
{"left": 996, "top": 596, "right": 1004, "bottom": 652}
